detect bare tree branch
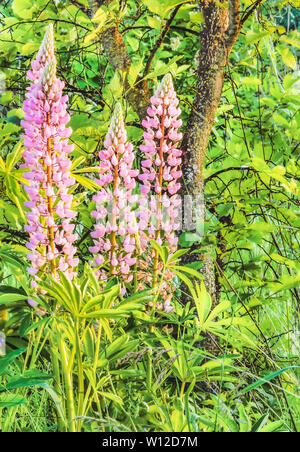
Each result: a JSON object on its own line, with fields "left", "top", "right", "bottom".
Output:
{"left": 240, "top": 0, "right": 265, "bottom": 26}
{"left": 143, "top": 5, "right": 182, "bottom": 79}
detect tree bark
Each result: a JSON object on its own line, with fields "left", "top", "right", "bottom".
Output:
{"left": 182, "top": 0, "right": 240, "bottom": 306}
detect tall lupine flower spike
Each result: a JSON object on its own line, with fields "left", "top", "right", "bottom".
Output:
{"left": 139, "top": 73, "right": 182, "bottom": 248}
{"left": 90, "top": 103, "right": 139, "bottom": 284}
{"left": 21, "top": 25, "right": 78, "bottom": 286}
{"left": 138, "top": 74, "right": 183, "bottom": 313}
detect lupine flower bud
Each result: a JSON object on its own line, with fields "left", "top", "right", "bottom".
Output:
{"left": 41, "top": 60, "right": 57, "bottom": 89}
{"left": 27, "top": 23, "right": 55, "bottom": 82}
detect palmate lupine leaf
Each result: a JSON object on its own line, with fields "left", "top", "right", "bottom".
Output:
{"left": 256, "top": 420, "right": 285, "bottom": 432}
{"left": 37, "top": 269, "right": 143, "bottom": 323}
{"left": 72, "top": 173, "right": 101, "bottom": 192}
{"left": 95, "top": 335, "right": 139, "bottom": 369}
{"left": 71, "top": 156, "right": 103, "bottom": 192}
{"left": 5, "top": 140, "right": 24, "bottom": 172}
{"left": 79, "top": 309, "right": 128, "bottom": 319}
{"left": 0, "top": 246, "right": 27, "bottom": 270}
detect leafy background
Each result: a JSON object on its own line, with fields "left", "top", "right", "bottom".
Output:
{"left": 0, "top": 0, "right": 299, "bottom": 432}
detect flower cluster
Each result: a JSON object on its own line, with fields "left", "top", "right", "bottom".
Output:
{"left": 136, "top": 74, "right": 183, "bottom": 314}
{"left": 138, "top": 73, "right": 183, "bottom": 251}
{"left": 21, "top": 24, "right": 78, "bottom": 284}
{"left": 22, "top": 28, "right": 183, "bottom": 317}
{"left": 90, "top": 103, "right": 139, "bottom": 282}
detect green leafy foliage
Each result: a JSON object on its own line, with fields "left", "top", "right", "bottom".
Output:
{"left": 0, "top": 0, "right": 298, "bottom": 434}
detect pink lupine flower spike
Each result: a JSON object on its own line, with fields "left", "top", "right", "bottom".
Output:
{"left": 90, "top": 103, "right": 139, "bottom": 285}
{"left": 21, "top": 24, "right": 78, "bottom": 285}
{"left": 138, "top": 73, "right": 183, "bottom": 313}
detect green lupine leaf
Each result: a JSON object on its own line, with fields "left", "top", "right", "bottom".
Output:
{"left": 0, "top": 393, "right": 26, "bottom": 408}
{"left": 237, "top": 366, "right": 297, "bottom": 396}
{"left": 0, "top": 348, "right": 26, "bottom": 375}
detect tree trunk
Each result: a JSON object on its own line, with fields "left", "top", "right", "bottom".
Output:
{"left": 182, "top": 0, "right": 240, "bottom": 307}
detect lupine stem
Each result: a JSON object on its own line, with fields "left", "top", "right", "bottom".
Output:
{"left": 58, "top": 332, "right": 76, "bottom": 432}
{"left": 49, "top": 337, "right": 65, "bottom": 431}
{"left": 110, "top": 163, "right": 119, "bottom": 274}
{"left": 134, "top": 261, "right": 138, "bottom": 292}
{"left": 180, "top": 381, "right": 186, "bottom": 400}
{"left": 153, "top": 103, "right": 166, "bottom": 288}
{"left": 46, "top": 112, "right": 56, "bottom": 275}
{"left": 75, "top": 319, "right": 84, "bottom": 431}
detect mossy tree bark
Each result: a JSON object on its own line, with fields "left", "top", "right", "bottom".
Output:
{"left": 182, "top": 0, "right": 241, "bottom": 307}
